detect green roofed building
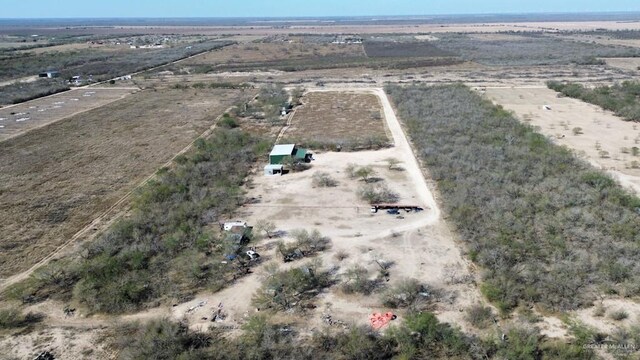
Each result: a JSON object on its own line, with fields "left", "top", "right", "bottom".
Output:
{"left": 269, "top": 144, "right": 311, "bottom": 165}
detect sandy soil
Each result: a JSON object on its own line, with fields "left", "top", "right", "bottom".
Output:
{"left": 485, "top": 86, "right": 640, "bottom": 194}
{"left": 160, "top": 88, "right": 482, "bottom": 336}
{"left": 576, "top": 298, "right": 640, "bottom": 335}
{"left": 0, "top": 75, "right": 38, "bottom": 88}
{"left": 0, "top": 88, "right": 136, "bottom": 142}
{"left": 0, "top": 326, "right": 113, "bottom": 360}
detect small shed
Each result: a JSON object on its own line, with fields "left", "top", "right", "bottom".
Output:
{"left": 264, "top": 164, "right": 284, "bottom": 176}
{"left": 269, "top": 144, "right": 296, "bottom": 165}
{"left": 269, "top": 144, "right": 311, "bottom": 165}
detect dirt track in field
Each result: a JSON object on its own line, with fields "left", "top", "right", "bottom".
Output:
{"left": 0, "top": 88, "right": 253, "bottom": 280}
{"left": 0, "top": 88, "right": 135, "bottom": 142}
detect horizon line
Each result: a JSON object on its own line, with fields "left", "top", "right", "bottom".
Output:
{"left": 2, "top": 11, "right": 640, "bottom": 21}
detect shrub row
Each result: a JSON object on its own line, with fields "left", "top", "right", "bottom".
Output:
{"left": 6, "top": 128, "right": 270, "bottom": 313}
{"left": 279, "top": 135, "right": 391, "bottom": 152}
{"left": 547, "top": 80, "right": 640, "bottom": 121}
{"left": 386, "top": 84, "right": 640, "bottom": 312}
{"left": 0, "top": 41, "right": 234, "bottom": 83}
{"left": 435, "top": 33, "right": 640, "bottom": 66}
{"left": 113, "top": 311, "right": 594, "bottom": 360}
{"left": 0, "top": 79, "right": 70, "bottom": 105}
{"left": 171, "top": 82, "right": 253, "bottom": 90}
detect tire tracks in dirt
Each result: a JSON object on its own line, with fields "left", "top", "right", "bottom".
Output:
{"left": 0, "top": 105, "right": 236, "bottom": 293}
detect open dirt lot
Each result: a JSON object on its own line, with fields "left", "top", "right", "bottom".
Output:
{"left": 0, "top": 326, "right": 112, "bottom": 360}
{"left": 605, "top": 57, "right": 640, "bottom": 72}
{"left": 0, "top": 88, "right": 135, "bottom": 142}
{"left": 282, "top": 91, "right": 390, "bottom": 147}
{"left": 485, "top": 86, "right": 640, "bottom": 193}
{"left": 0, "top": 88, "right": 252, "bottom": 280}
{"left": 163, "top": 88, "right": 482, "bottom": 335}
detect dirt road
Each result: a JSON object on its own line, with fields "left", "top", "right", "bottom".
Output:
{"left": 313, "top": 87, "right": 441, "bottom": 224}
{"left": 161, "top": 87, "right": 478, "bottom": 332}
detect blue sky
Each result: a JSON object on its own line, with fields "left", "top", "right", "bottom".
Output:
{"left": 3, "top": 0, "right": 640, "bottom": 18}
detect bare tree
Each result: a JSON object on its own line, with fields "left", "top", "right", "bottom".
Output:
{"left": 255, "top": 219, "right": 276, "bottom": 239}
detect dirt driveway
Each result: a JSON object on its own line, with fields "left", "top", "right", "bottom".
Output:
{"left": 167, "top": 88, "right": 480, "bottom": 334}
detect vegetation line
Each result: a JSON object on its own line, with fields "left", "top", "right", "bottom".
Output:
{"left": 0, "top": 103, "right": 237, "bottom": 294}
{"left": 1, "top": 41, "right": 236, "bottom": 106}
{"left": 547, "top": 80, "right": 640, "bottom": 121}
{"left": 387, "top": 83, "right": 640, "bottom": 313}
{"left": 5, "top": 124, "right": 269, "bottom": 313}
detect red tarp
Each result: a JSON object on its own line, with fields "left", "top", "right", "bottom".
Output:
{"left": 369, "top": 312, "right": 396, "bottom": 330}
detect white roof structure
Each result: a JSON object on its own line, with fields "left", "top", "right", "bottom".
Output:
{"left": 223, "top": 221, "right": 247, "bottom": 231}
{"left": 270, "top": 144, "right": 295, "bottom": 156}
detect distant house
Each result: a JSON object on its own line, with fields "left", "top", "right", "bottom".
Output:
{"left": 38, "top": 71, "right": 60, "bottom": 79}
{"left": 268, "top": 144, "right": 311, "bottom": 165}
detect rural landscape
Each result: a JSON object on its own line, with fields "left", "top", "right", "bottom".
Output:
{"left": 3, "top": 6, "right": 640, "bottom": 360}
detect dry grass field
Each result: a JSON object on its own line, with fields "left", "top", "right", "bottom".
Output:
{"left": 181, "top": 42, "right": 364, "bottom": 68}
{"left": 0, "top": 88, "right": 135, "bottom": 142}
{"left": 0, "top": 88, "right": 252, "bottom": 279}
{"left": 364, "top": 41, "right": 453, "bottom": 58}
{"left": 281, "top": 91, "right": 390, "bottom": 149}
{"left": 605, "top": 57, "right": 640, "bottom": 71}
